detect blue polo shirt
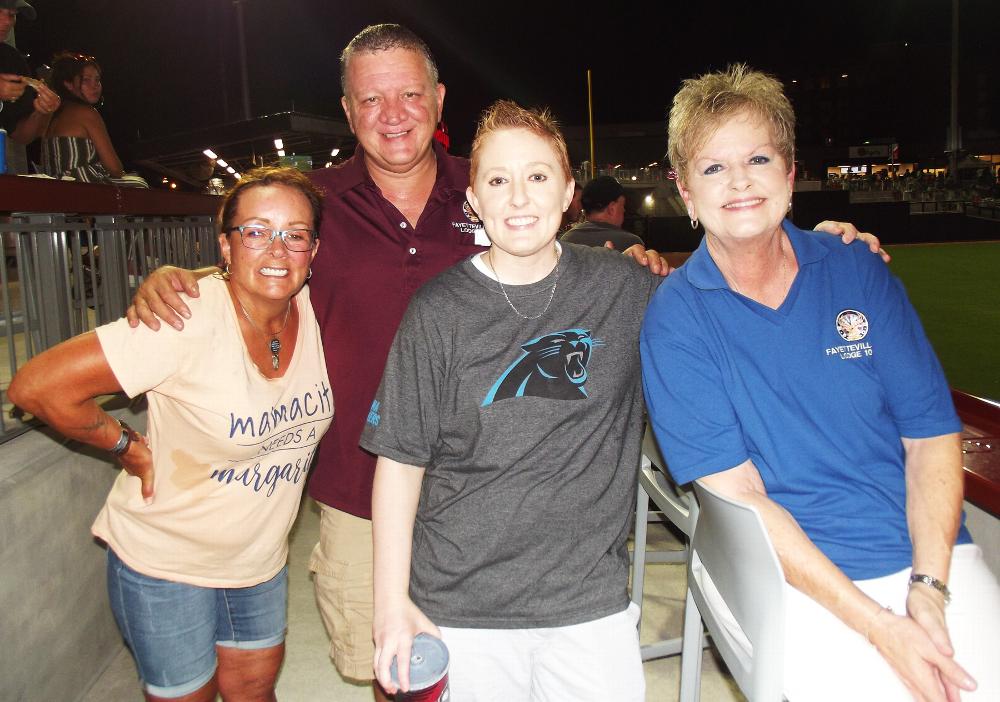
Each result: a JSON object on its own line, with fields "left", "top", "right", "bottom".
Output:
{"left": 640, "top": 221, "right": 968, "bottom": 580}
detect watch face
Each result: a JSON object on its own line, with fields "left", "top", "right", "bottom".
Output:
{"left": 835, "top": 309, "right": 869, "bottom": 342}
{"left": 910, "top": 574, "right": 950, "bottom": 602}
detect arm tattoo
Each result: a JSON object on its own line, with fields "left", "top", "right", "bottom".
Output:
{"left": 75, "top": 414, "right": 109, "bottom": 435}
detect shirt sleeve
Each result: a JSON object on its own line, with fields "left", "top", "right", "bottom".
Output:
{"left": 359, "top": 294, "right": 443, "bottom": 468}
{"left": 853, "top": 245, "right": 962, "bottom": 438}
{"left": 639, "top": 285, "right": 749, "bottom": 485}
{"left": 95, "top": 312, "right": 195, "bottom": 399}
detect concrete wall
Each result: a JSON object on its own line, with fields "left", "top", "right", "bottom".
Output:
{"left": 0, "top": 405, "right": 144, "bottom": 702}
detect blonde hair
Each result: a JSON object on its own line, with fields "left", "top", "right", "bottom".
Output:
{"left": 470, "top": 99, "right": 572, "bottom": 185}
{"left": 668, "top": 64, "right": 795, "bottom": 182}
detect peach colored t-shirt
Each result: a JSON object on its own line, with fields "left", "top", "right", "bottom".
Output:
{"left": 93, "top": 276, "right": 333, "bottom": 587}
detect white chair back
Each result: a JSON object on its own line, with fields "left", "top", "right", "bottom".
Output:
{"left": 641, "top": 424, "right": 698, "bottom": 538}
{"left": 632, "top": 424, "right": 705, "bottom": 700}
{"left": 688, "top": 481, "right": 786, "bottom": 701}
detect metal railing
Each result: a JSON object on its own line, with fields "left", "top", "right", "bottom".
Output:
{"left": 572, "top": 167, "right": 673, "bottom": 185}
{"left": 909, "top": 200, "right": 965, "bottom": 214}
{"left": 965, "top": 203, "right": 1000, "bottom": 221}
{"left": 1, "top": 213, "right": 217, "bottom": 442}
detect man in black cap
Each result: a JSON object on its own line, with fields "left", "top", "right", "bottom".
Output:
{"left": 1, "top": 0, "right": 29, "bottom": 46}
{"left": 561, "top": 175, "right": 644, "bottom": 250}
{"left": 1, "top": 0, "right": 60, "bottom": 173}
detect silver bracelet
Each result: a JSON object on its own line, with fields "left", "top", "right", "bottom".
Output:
{"left": 108, "top": 419, "right": 137, "bottom": 457}
{"left": 908, "top": 573, "right": 951, "bottom": 604}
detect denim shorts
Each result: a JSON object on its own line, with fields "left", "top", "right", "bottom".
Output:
{"left": 106, "top": 548, "right": 288, "bottom": 699}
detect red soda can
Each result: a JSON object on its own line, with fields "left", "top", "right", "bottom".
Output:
{"left": 390, "top": 633, "right": 450, "bottom": 701}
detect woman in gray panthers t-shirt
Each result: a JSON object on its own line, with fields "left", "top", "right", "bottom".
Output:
{"left": 364, "top": 100, "right": 658, "bottom": 702}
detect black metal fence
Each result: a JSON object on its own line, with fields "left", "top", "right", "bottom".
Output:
{"left": 1, "top": 213, "right": 216, "bottom": 442}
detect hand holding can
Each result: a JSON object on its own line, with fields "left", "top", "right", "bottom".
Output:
{"left": 389, "top": 633, "right": 450, "bottom": 702}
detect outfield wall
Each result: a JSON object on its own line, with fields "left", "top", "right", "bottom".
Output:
{"left": 632, "top": 193, "right": 1000, "bottom": 253}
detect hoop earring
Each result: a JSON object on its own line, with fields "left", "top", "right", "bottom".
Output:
{"left": 690, "top": 217, "right": 699, "bottom": 230}
{"left": 306, "top": 267, "right": 312, "bottom": 280}
{"left": 222, "top": 262, "right": 231, "bottom": 280}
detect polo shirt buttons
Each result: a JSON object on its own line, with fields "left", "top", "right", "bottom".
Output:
{"left": 409, "top": 247, "right": 417, "bottom": 255}
{"left": 399, "top": 222, "right": 408, "bottom": 228}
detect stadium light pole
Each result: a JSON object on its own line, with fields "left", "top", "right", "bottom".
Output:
{"left": 234, "top": 0, "right": 252, "bottom": 121}
{"left": 948, "top": 0, "right": 960, "bottom": 181}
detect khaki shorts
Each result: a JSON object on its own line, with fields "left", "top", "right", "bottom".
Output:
{"left": 308, "top": 503, "right": 375, "bottom": 681}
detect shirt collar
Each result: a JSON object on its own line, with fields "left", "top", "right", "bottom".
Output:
{"left": 685, "top": 219, "right": 830, "bottom": 290}
{"left": 574, "top": 220, "right": 617, "bottom": 231}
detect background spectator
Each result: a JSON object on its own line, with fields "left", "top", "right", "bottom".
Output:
{"left": 40, "top": 51, "right": 147, "bottom": 186}
{"left": 0, "top": 0, "right": 60, "bottom": 173}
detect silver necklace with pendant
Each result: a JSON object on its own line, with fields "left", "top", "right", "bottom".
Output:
{"left": 232, "top": 288, "right": 292, "bottom": 370}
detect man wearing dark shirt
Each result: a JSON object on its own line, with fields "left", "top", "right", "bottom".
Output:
{"left": 303, "top": 27, "right": 487, "bottom": 698}
{"left": 562, "top": 175, "right": 644, "bottom": 250}
{"left": 0, "top": 0, "right": 59, "bottom": 172}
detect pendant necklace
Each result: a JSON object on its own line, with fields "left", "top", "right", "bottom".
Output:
{"left": 487, "top": 248, "right": 561, "bottom": 320}
{"left": 232, "top": 289, "right": 292, "bottom": 370}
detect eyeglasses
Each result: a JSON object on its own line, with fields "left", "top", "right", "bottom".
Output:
{"left": 229, "top": 225, "right": 317, "bottom": 252}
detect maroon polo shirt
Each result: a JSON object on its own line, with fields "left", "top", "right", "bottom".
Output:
{"left": 306, "top": 142, "right": 487, "bottom": 519}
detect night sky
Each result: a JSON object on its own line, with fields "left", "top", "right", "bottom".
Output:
{"left": 10, "top": 0, "right": 1000, "bottom": 160}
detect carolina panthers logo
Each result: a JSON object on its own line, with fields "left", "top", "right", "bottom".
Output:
{"left": 482, "top": 329, "right": 601, "bottom": 406}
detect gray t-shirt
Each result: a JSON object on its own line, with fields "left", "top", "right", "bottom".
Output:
{"left": 360, "top": 243, "right": 660, "bottom": 628}
{"left": 561, "top": 220, "right": 644, "bottom": 251}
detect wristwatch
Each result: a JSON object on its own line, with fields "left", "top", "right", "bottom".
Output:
{"left": 908, "top": 573, "right": 951, "bottom": 604}
{"left": 108, "top": 419, "right": 141, "bottom": 457}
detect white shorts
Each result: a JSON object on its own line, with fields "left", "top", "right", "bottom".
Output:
{"left": 438, "top": 603, "right": 644, "bottom": 702}
{"left": 699, "top": 543, "right": 1000, "bottom": 701}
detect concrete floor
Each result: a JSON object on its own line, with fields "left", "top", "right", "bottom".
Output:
{"left": 81, "top": 500, "right": 743, "bottom": 702}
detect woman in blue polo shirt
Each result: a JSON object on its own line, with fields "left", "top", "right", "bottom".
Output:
{"left": 640, "top": 64, "right": 999, "bottom": 702}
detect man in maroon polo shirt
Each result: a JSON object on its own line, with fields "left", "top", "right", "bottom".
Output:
{"left": 304, "top": 25, "right": 487, "bottom": 696}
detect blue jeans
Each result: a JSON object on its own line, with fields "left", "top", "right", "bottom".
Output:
{"left": 106, "top": 548, "right": 287, "bottom": 698}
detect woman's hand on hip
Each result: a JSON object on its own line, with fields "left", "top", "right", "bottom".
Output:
{"left": 118, "top": 432, "right": 155, "bottom": 505}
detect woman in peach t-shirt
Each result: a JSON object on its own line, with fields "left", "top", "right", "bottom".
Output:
{"left": 9, "top": 166, "right": 333, "bottom": 702}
